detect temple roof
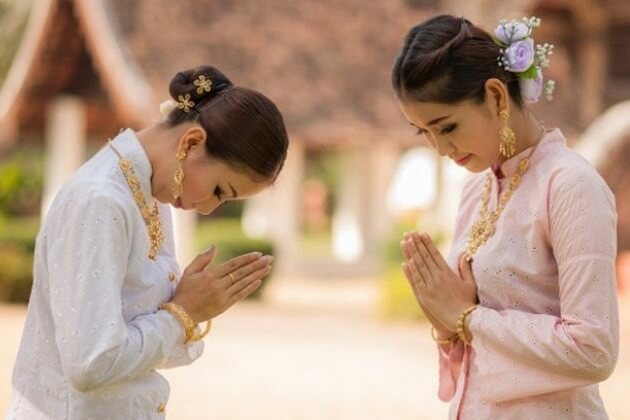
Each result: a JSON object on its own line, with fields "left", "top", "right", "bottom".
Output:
{"left": 0, "top": 0, "right": 433, "bottom": 147}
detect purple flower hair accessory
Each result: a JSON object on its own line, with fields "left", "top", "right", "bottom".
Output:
{"left": 495, "top": 17, "right": 555, "bottom": 102}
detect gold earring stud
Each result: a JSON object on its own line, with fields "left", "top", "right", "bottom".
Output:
{"left": 499, "top": 109, "right": 516, "bottom": 159}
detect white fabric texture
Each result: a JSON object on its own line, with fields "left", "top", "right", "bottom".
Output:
{"left": 7, "top": 129, "right": 203, "bottom": 419}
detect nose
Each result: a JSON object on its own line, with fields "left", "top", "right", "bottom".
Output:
{"left": 435, "top": 141, "right": 455, "bottom": 158}
{"left": 197, "top": 199, "right": 222, "bottom": 216}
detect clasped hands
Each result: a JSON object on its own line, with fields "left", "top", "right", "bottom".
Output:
{"left": 172, "top": 246, "right": 273, "bottom": 324}
{"left": 400, "top": 232, "right": 478, "bottom": 341}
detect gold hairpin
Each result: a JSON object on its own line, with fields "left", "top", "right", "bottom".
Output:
{"left": 177, "top": 94, "right": 195, "bottom": 113}
{"left": 194, "top": 75, "right": 213, "bottom": 95}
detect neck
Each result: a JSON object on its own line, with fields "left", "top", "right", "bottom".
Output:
{"left": 495, "top": 108, "right": 544, "bottom": 166}
{"left": 135, "top": 122, "right": 179, "bottom": 204}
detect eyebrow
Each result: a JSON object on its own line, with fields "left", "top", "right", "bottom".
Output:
{"left": 408, "top": 114, "right": 452, "bottom": 133}
{"left": 427, "top": 115, "right": 451, "bottom": 126}
{"left": 228, "top": 182, "right": 238, "bottom": 199}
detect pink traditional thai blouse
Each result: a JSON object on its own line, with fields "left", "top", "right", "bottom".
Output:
{"left": 441, "top": 128, "right": 619, "bottom": 419}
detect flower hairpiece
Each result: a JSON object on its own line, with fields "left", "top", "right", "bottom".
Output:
{"left": 177, "top": 94, "right": 195, "bottom": 113}
{"left": 194, "top": 75, "right": 213, "bottom": 95}
{"left": 494, "top": 17, "right": 555, "bottom": 103}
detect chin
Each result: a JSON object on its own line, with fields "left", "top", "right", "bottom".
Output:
{"left": 464, "top": 159, "right": 490, "bottom": 174}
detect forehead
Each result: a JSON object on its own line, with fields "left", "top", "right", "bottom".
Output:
{"left": 224, "top": 164, "right": 271, "bottom": 198}
{"left": 398, "top": 100, "right": 469, "bottom": 126}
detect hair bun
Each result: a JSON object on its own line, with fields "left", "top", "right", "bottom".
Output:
{"left": 169, "top": 65, "right": 234, "bottom": 109}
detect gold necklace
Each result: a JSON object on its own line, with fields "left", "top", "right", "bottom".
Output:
{"left": 464, "top": 128, "right": 544, "bottom": 262}
{"left": 108, "top": 140, "right": 164, "bottom": 260}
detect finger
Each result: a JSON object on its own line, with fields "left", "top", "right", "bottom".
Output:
{"left": 406, "top": 255, "right": 429, "bottom": 289}
{"left": 421, "top": 233, "right": 449, "bottom": 270}
{"left": 458, "top": 254, "right": 475, "bottom": 283}
{"left": 228, "top": 264, "right": 271, "bottom": 295}
{"left": 400, "top": 239, "right": 413, "bottom": 261}
{"left": 225, "top": 255, "right": 273, "bottom": 286}
{"left": 183, "top": 245, "right": 217, "bottom": 277}
{"left": 401, "top": 261, "right": 422, "bottom": 298}
{"left": 410, "top": 233, "right": 435, "bottom": 279}
{"left": 212, "top": 252, "right": 263, "bottom": 278}
{"left": 227, "top": 266, "right": 270, "bottom": 302}
{"left": 230, "top": 279, "right": 263, "bottom": 304}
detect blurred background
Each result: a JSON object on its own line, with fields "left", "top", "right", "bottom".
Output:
{"left": 0, "top": 0, "right": 628, "bottom": 419}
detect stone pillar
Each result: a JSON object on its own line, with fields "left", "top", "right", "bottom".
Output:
{"left": 268, "top": 141, "right": 305, "bottom": 273}
{"left": 363, "top": 142, "right": 400, "bottom": 258}
{"left": 172, "top": 209, "right": 197, "bottom": 267}
{"left": 332, "top": 148, "right": 367, "bottom": 264}
{"left": 42, "top": 96, "right": 86, "bottom": 216}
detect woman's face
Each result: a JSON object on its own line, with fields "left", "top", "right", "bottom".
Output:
{"left": 172, "top": 130, "right": 270, "bottom": 215}
{"left": 398, "top": 86, "right": 505, "bottom": 173}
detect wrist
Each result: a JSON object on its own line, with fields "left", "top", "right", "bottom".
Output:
{"left": 431, "top": 327, "right": 458, "bottom": 345}
{"left": 160, "top": 302, "right": 210, "bottom": 343}
{"left": 170, "top": 298, "right": 201, "bottom": 324}
{"left": 455, "top": 304, "right": 478, "bottom": 345}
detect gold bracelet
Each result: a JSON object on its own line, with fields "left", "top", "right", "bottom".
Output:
{"left": 431, "top": 327, "right": 458, "bottom": 345}
{"left": 456, "top": 305, "right": 478, "bottom": 345}
{"left": 159, "top": 302, "right": 211, "bottom": 343}
{"left": 197, "top": 319, "right": 212, "bottom": 340}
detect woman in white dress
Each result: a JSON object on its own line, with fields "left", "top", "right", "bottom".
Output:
{"left": 7, "top": 65, "right": 289, "bottom": 419}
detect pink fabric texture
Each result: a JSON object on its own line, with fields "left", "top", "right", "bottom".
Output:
{"left": 439, "top": 129, "right": 619, "bottom": 419}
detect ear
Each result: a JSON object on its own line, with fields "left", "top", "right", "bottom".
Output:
{"left": 177, "top": 125, "right": 208, "bottom": 156}
{"left": 483, "top": 78, "right": 510, "bottom": 117}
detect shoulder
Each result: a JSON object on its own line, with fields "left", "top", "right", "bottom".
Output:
{"left": 545, "top": 145, "right": 614, "bottom": 206}
{"left": 47, "top": 177, "right": 133, "bottom": 228}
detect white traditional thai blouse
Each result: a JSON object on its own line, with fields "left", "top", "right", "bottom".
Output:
{"left": 7, "top": 129, "right": 203, "bottom": 419}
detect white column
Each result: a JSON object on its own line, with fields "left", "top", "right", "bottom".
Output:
{"left": 172, "top": 209, "right": 197, "bottom": 267}
{"left": 42, "top": 95, "right": 86, "bottom": 216}
{"left": 268, "top": 141, "right": 305, "bottom": 273}
{"left": 364, "top": 142, "right": 400, "bottom": 258}
{"left": 332, "top": 148, "right": 368, "bottom": 264}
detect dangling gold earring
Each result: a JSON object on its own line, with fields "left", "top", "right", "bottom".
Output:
{"left": 499, "top": 109, "right": 516, "bottom": 159}
{"left": 172, "top": 149, "right": 187, "bottom": 200}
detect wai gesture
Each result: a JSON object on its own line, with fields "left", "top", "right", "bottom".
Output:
{"left": 400, "top": 232, "right": 478, "bottom": 333}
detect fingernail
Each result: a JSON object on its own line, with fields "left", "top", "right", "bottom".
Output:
{"left": 205, "top": 245, "right": 216, "bottom": 254}
{"left": 254, "top": 252, "right": 263, "bottom": 257}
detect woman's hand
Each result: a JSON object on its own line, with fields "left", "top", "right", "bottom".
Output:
{"left": 400, "top": 234, "right": 453, "bottom": 339}
{"left": 172, "top": 246, "right": 273, "bottom": 323}
{"left": 401, "top": 232, "right": 477, "bottom": 331}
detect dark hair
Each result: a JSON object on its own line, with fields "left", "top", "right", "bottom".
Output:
{"left": 392, "top": 15, "right": 522, "bottom": 106}
{"left": 165, "top": 65, "right": 289, "bottom": 181}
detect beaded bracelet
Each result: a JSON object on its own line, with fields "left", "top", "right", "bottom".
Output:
{"left": 159, "top": 302, "right": 211, "bottom": 343}
{"left": 456, "top": 305, "right": 478, "bottom": 345}
{"left": 431, "top": 327, "right": 458, "bottom": 345}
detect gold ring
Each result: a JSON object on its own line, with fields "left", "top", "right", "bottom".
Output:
{"left": 229, "top": 272, "right": 236, "bottom": 285}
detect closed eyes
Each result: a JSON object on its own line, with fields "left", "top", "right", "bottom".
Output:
{"left": 415, "top": 123, "right": 457, "bottom": 136}
{"left": 214, "top": 186, "right": 223, "bottom": 200}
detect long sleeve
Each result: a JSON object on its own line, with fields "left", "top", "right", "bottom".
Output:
{"left": 438, "top": 175, "right": 482, "bottom": 402}
{"left": 465, "top": 166, "right": 619, "bottom": 403}
{"left": 156, "top": 337, "right": 204, "bottom": 369}
{"left": 47, "top": 186, "right": 187, "bottom": 392}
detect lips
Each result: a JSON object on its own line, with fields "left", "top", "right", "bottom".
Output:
{"left": 454, "top": 154, "right": 472, "bottom": 166}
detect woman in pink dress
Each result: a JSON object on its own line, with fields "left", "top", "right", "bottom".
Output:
{"left": 392, "top": 15, "right": 619, "bottom": 419}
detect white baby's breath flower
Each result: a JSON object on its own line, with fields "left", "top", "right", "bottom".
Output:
{"left": 159, "top": 99, "right": 178, "bottom": 120}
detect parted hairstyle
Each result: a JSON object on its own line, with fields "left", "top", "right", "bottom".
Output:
{"left": 165, "top": 65, "right": 289, "bottom": 181}
{"left": 392, "top": 15, "right": 524, "bottom": 107}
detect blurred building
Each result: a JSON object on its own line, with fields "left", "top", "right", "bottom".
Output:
{"left": 0, "top": 0, "right": 628, "bottom": 277}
